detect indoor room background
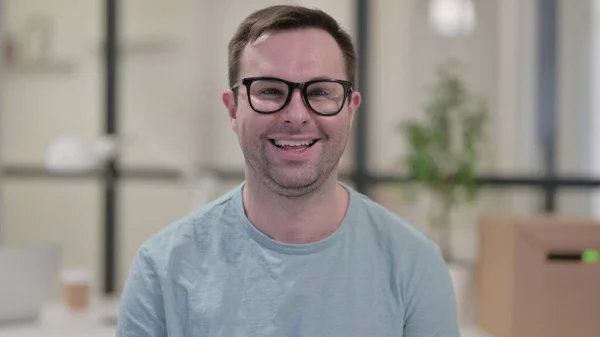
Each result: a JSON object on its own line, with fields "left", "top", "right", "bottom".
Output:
{"left": 0, "top": 0, "right": 597, "bottom": 308}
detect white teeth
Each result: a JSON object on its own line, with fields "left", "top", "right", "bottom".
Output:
{"left": 274, "top": 139, "right": 316, "bottom": 147}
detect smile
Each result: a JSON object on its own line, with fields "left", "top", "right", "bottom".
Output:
{"left": 270, "top": 139, "right": 318, "bottom": 148}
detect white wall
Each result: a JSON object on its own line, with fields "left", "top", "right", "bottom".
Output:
{"left": 0, "top": 0, "right": 4, "bottom": 244}
{"left": 591, "top": 0, "right": 600, "bottom": 220}
{"left": 1, "top": 0, "right": 101, "bottom": 165}
{"left": 557, "top": 0, "right": 595, "bottom": 216}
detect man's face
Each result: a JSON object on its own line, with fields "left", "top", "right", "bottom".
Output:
{"left": 222, "top": 27, "right": 361, "bottom": 197}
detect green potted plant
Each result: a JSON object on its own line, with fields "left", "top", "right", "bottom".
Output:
{"left": 398, "top": 58, "right": 488, "bottom": 262}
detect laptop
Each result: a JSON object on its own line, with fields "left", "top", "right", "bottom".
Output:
{"left": 0, "top": 244, "right": 61, "bottom": 325}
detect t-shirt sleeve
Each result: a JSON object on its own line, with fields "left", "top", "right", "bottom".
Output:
{"left": 403, "top": 245, "right": 461, "bottom": 337}
{"left": 117, "top": 245, "right": 167, "bottom": 337}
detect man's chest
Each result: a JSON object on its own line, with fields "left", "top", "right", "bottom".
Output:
{"left": 162, "top": 253, "right": 404, "bottom": 337}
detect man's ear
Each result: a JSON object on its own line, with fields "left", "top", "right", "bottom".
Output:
{"left": 348, "top": 91, "right": 362, "bottom": 126}
{"left": 222, "top": 90, "right": 238, "bottom": 133}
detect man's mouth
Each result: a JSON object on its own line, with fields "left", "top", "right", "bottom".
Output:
{"left": 269, "top": 139, "right": 318, "bottom": 151}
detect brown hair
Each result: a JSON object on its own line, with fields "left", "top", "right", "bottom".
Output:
{"left": 227, "top": 5, "right": 357, "bottom": 89}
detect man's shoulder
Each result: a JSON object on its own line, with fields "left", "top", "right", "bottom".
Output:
{"left": 349, "top": 187, "right": 447, "bottom": 287}
{"left": 138, "top": 185, "right": 242, "bottom": 260}
{"left": 349, "top": 186, "right": 440, "bottom": 255}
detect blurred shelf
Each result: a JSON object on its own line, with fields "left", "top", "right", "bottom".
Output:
{"left": 1, "top": 164, "right": 102, "bottom": 179}
{"left": 3, "top": 60, "right": 76, "bottom": 75}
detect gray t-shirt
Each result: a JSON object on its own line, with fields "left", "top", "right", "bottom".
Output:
{"left": 117, "top": 183, "right": 459, "bottom": 337}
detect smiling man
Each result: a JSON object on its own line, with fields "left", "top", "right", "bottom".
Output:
{"left": 117, "top": 5, "right": 459, "bottom": 337}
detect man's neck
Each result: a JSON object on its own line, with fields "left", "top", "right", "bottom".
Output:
{"left": 242, "top": 174, "right": 349, "bottom": 244}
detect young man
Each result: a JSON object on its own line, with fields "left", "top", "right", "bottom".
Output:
{"left": 117, "top": 5, "right": 459, "bottom": 337}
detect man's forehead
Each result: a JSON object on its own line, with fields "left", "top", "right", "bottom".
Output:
{"left": 239, "top": 28, "right": 346, "bottom": 80}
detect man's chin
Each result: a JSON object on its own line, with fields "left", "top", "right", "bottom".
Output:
{"left": 266, "top": 173, "right": 323, "bottom": 197}
{"left": 274, "top": 176, "right": 319, "bottom": 190}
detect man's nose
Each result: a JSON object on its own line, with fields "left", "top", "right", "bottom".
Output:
{"left": 282, "top": 89, "right": 312, "bottom": 125}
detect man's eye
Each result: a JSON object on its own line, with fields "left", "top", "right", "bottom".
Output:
{"left": 308, "top": 89, "right": 328, "bottom": 96}
{"left": 261, "top": 88, "right": 284, "bottom": 95}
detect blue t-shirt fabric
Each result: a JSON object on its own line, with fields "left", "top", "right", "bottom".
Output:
{"left": 117, "top": 183, "right": 459, "bottom": 337}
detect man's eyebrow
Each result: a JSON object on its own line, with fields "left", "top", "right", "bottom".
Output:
{"left": 248, "top": 75, "right": 343, "bottom": 82}
{"left": 308, "top": 76, "right": 339, "bottom": 81}
{"left": 297, "top": 75, "right": 347, "bottom": 82}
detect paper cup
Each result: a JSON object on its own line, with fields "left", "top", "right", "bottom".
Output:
{"left": 60, "top": 267, "right": 91, "bottom": 311}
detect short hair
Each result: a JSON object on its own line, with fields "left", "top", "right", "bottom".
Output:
{"left": 227, "top": 5, "right": 357, "bottom": 89}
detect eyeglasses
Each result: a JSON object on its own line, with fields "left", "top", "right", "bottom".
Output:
{"left": 231, "top": 77, "right": 353, "bottom": 116}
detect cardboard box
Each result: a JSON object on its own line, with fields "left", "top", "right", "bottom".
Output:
{"left": 477, "top": 216, "right": 600, "bottom": 337}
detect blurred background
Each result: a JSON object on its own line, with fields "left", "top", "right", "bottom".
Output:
{"left": 0, "top": 0, "right": 599, "bottom": 336}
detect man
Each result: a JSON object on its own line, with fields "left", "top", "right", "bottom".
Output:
{"left": 117, "top": 5, "right": 459, "bottom": 337}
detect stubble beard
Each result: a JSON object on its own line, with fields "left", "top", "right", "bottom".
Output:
{"left": 242, "top": 137, "right": 346, "bottom": 199}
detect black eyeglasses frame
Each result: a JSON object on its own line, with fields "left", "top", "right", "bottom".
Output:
{"left": 231, "top": 76, "right": 354, "bottom": 116}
